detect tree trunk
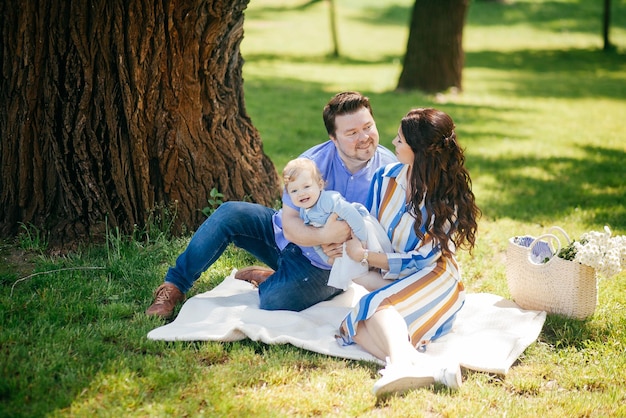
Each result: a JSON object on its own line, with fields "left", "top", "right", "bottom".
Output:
{"left": 603, "top": 0, "right": 612, "bottom": 51}
{"left": 0, "top": 0, "right": 280, "bottom": 244}
{"left": 397, "top": 0, "right": 469, "bottom": 93}
{"left": 327, "top": 0, "right": 340, "bottom": 58}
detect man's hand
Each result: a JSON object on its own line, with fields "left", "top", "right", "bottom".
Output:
{"left": 320, "top": 213, "right": 351, "bottom": 244}
{"left": 282, "top": 208, "right": 351, "bottom": 249}
{"left": 319, "top": 214, "right": 351, "bottom": 260}
{"left": 321, "top": 242, "right": 344, "bottom": 260}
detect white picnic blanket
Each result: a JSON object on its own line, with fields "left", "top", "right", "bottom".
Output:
{"left": 148, "top": 269, "right": 546, "bottom": 375}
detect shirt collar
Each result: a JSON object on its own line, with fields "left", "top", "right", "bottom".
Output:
{"left": 396, "top": 164, "right": 411, "bottom": 191}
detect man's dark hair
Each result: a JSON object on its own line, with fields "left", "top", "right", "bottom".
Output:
{"left": 322, "top": 91, "right": 373, "bottom": 137}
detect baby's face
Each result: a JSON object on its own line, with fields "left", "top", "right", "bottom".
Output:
{"left": 287, "top": 170, "right": 323, "bottom": 209}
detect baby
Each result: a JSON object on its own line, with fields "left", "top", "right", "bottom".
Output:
{"left": 283, "top": 158, "right": 391, "bottom": 289}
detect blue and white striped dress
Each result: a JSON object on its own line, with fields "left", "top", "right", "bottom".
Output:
{"left": 338, "top": 162, "right": 466, "bottom": 349}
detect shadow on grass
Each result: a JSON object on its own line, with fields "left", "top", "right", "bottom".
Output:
{"left": 465, "top": 48, "right": 626, "bottom": 100}
{"left": 0, "top": 247, "right": 256, "bottom": 417}
{"left": 466, "top": 0, "right": 626, "bottom": 33}
{"left": 245, "top": 1, "right": 411, "bottom": 27}
{"left": 467, "top": 145, "right": 626, "bottom": 229}
{"left": 247, "top": 0, "right": 626, "bottom": 35}
{"left": 540, "top": 314, "right": 602, "bottom": 350}
{"left": 245, "top": 46, "right": 626, "bottom": 100}
{"left": 244, "top": 52, "right": 400, "bottom": 66}
{"left": 360, "top": 0, "right": 626, "bottom": 33}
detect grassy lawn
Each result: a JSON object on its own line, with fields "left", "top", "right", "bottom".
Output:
{"left": 2, "top": 0, "right": 626, "bottom": 416}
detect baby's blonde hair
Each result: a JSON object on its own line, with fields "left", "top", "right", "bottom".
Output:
{"left": 282, "top": 158, "right": 325, "bottom": 189}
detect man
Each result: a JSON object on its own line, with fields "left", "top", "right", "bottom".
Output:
{"left": 145, "top": 91, "right": 396, "bottom": 318}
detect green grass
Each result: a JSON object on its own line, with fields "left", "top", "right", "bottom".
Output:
{"left": 2, "top": 0, "right": 626, "bottom": 416}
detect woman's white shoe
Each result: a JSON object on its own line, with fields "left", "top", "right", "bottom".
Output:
{"left": 372, "top": 364, "right": 434, "bottom": 398}
{"left": 435, "top": 364, "right": 462, "bottom": 390}
{"left": 372, "top": 363, "right": 462, "bottom": 398}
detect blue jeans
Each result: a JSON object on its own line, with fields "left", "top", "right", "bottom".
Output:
{"left": 164, "top": 201, "right": 342, "bottom": 311}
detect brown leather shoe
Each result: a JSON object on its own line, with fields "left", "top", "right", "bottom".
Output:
{"left": 145, "top": 283, "right": 185, "bottom": 319}
{"left": 234, "top": 266, "right": 275, "bottom": 287}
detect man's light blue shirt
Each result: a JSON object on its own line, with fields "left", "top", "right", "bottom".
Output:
{"left": 272, "top": 140, "right": 396, "bottom": 269}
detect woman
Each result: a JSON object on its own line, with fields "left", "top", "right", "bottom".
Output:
{"left": 340, "top": 108, "right": 481, "bottom": 398}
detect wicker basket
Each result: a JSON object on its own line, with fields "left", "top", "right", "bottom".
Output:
{"left": 506, "top": 227, "right": 597, "bottom": 319}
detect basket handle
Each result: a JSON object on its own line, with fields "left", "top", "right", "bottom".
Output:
{"left": 547, "top": 226, "right": 571, "bottom": 245}
{"left": 528, "top": 233, "right": 563, "bottom": 265}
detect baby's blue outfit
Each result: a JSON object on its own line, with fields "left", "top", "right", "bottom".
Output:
{"left": 300, "top": 190, "right": 369, "bottom": 263}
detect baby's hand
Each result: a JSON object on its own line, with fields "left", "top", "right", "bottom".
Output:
{"left": 345, "top": 237, "right": 365, "bottom": 261}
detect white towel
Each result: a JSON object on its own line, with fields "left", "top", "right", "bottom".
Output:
{"left": 148, "top": 269, "right": 546, "bottom": 375}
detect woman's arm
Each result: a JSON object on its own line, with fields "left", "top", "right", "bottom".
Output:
{"left": 344, "top": 237, "right": 390, "bottom": 270}
{"left": 344, "top": 229, "right": 443, "bottom": 280}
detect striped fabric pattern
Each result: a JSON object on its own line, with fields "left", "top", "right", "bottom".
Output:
{"left": 339, "top": 163, "right": 465, "bottom": 348}
{"left": 368, "top": 163, "right": 450, "bottom": 279}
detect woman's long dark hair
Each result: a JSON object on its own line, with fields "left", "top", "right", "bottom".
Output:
{"left": 401, "top": 108, "right": 481, "bottom": 256}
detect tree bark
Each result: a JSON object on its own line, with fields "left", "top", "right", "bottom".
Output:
{"left": 397, "top": 0, "right": 469, "bottom": 93}
{"left": 0, "top": 0, "right": 280, "bottom": 244}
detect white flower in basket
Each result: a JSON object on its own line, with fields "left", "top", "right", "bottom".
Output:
{"left": 558, "top": 226, "right": 626, "bottom": 280}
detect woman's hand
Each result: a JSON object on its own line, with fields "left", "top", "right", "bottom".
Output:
{"left": 345, "top": 237, "right": 390, "bottom": 271}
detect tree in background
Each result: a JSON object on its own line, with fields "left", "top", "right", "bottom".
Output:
{"left": 0, "top": 0, "right": 280, "bottom": 244}
{"left": 603, "top": 0, "right": 614, "bottom": 51}
{"left": 297, "top": 0, "right": 340, "bottom": 57}
{"left": 397, "top": 0, "right": 470, "bottom": 93}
